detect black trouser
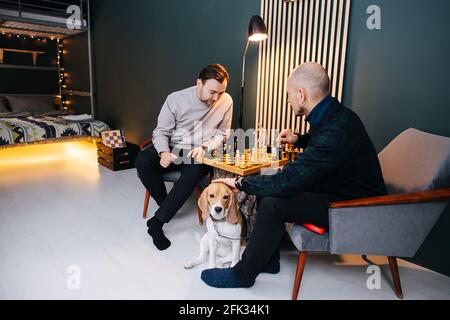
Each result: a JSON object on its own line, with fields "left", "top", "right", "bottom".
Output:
{"left": 135, "top": 145, "right": 210, "bottom": 223}
{"left": 234, "top": 193, "right": 339, "bottom": 285}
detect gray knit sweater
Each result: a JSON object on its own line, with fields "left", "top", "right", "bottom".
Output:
{"left": 152, "top": 86, "right": 233, "bottom": 154}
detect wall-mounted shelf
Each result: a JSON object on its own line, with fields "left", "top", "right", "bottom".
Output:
{"left": 0, "top": 48, "right": 45, "bottom": 65}
{"left": 0, "top": 64, "right": 58, "bottom": 71}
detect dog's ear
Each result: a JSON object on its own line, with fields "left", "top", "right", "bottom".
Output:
{"left": 198, "top": 186, "right": 210, "bottom": 221}
{"left": 227, "top": 193, "right": 240, "bottom": 224}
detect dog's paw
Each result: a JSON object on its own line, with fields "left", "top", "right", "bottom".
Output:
{"left": 184, "top": 262, "right": 194, "bottom": 270}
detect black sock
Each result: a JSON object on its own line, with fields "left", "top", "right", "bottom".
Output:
{"left": 146, "top": 216, "right": 158, "bottom": 228}
{"left": 147, "top": 217, "right": 171, "bottom": 251}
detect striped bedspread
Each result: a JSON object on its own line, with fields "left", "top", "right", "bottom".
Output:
{"left": 0, "top": 116, "right": 110, "bottom": 147}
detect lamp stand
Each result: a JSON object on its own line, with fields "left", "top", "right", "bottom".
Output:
{"left": 239, "top": 40, "right": 250, "bottom": 129}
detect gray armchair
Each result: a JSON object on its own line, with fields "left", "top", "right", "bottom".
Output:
{"left": 287, "top": 128, "right": 450, "bottom": 300}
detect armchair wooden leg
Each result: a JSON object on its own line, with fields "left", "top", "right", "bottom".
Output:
{"left": 361, "top": 255, "right": 373, "bottom": 265}
{"left": 388, "top": 256, "right": 404, "bottom": 299}
{"left": 292, "top": 251, "right": 309, "bottom": 300}
{"left": 196, "top": 186, "right": 204, "bottom": 226}
{"left": 143, "top": 191, "right": 150, "bottom": 219}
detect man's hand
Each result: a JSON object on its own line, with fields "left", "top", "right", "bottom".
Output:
{"left": 160, "top": 152, "right": 177, "bottom": 168}
{"left": 277, "top": 129, "right": 298, "bottom": 145}
{"left": 213, "top": 178, "right": 240, "bottom": 194}
{"left": 187, "top": 147, "right": 205, "bottom": 159}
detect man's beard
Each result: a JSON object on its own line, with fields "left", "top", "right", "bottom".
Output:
{"left": 199, "top": 92, "right": 214, "bottom": 107}
{"left": 203, "top": 98, "right": 214, "bottom": 107}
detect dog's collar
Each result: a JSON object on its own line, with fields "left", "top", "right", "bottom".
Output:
{"left": 209, "top": 214, "right": 226, "bottom": 223}
{"left": 210, "top": 215, "right": 243, "bottom": 241}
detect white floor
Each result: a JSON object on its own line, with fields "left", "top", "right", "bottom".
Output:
{"left": 1, "top": 141, "right": 449, "bottom": 300}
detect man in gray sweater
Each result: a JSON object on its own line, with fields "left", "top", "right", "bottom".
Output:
{"left": 136, "top": 64, "right": 233, "bottom": 250}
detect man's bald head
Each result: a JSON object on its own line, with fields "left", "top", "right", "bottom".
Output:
{"left": 288, "top": 62, "right": 330, "bottom": 97}
{"left": 286, "top": 62, "right": 331, "bottom": 117}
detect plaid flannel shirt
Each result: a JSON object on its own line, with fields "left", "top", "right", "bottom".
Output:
{"left": 241, "top": 98, "right": 387, "bottom": 200}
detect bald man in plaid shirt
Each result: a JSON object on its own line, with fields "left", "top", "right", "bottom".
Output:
{"left": 202, "top": 62, "right": 387, "bottom": 289}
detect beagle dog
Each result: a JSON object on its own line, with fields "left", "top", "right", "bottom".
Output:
{"left": 184, "top": 183, "right": 247, "bottom": 270}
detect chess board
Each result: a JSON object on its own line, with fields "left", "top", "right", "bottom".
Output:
{"left": 200, "top": 151, "right": 289, "bottom": 176}
{"left": 101, "top": 130, "right": 126, "bottom": 149}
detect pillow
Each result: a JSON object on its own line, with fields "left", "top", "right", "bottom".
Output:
{"left": 39, "top": 110, "right": 75, "bottom": 117}
{"left": 0, "top": 97, "right": 10, "bottom": 113}
{"left": 6, "top": 96, "right": 56, "bottom": 115}
{"left": 0, "top": 112, "right": 32, "bottom": 118}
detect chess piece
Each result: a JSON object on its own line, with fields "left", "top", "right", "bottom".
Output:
{"left": 271, "top": 146, "right": 278, "bottom": 161}
{"left": 251, "top": 148, "right": 258, "bottom": 164}
{"left": 235, "top": 150, "right": 241, "bottom": 167}
{"left": 239, "top": 154, "right": 247, "bottom": 169}
{"left": 261, "top": 151, "right": 269, "bottom": 164}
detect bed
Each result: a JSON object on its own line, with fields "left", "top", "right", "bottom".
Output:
{"left": 0, "top": 115, "right": 109, "bottom": 148}
{"left": 0, "top": 95, "right": 109, "bottom": 149}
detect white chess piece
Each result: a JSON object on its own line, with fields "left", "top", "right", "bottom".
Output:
{"left": 235, "top": 150, "right": 241, "bottom": 167}
{"left": 271, "top": 145, "right": 278, "bottom": 161}
{"left": 261, "top": 150, "right": 269, "bottom": 164}
{"left": 240, "top": 154, "right": 246, "bottom": 169}
{"left": 251, "top": 148, "right": 257, "bottom": 164}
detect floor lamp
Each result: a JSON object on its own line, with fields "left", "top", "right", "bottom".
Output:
{"left": 239, "top": 15, "right": 268, "bottom": 129}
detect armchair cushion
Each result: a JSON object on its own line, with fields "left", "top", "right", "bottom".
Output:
{"left": 378, "top": 128, "right": 450, "bottom": 194}
{"left": 287, "top": 224, "right": 330, "bottom": 252}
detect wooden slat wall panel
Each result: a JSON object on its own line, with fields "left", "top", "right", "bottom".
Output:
{"left": 256, "top": 0, "right": 351, "bottom": 141}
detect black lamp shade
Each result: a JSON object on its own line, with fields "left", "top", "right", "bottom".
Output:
{"left": 248, "top": 15, "right": 268, "bottom": 42}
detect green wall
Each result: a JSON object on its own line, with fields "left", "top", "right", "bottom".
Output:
{"left": 91, "top": 0, "right": 450, "bottom": 276}
{"left": 92, "top": 0, "right": 261, "bottom": 144}
{"left": 344, "top": 0, "right": 450, "bottom": 151}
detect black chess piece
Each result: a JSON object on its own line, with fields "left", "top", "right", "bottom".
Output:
{"left": 278, "top": 145, "right": 283, "bottom": 160}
